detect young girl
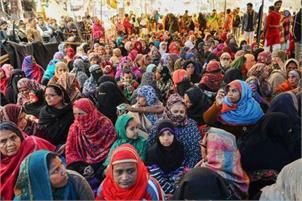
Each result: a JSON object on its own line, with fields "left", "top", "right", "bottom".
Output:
{"left": 146, "top": 119, "right": 188, "bottom": 195}
{"left": 103, "top": 114, "right": 147, "bottom": 166}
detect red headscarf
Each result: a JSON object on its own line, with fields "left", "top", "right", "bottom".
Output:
{"left": 0, "top": 122, "right": 55, "bottom": 200}
{"left": 200, "top": 60, "right": 224, "bottom": 91}
{"left": 133, "top": 41, "right": 143, "bottom": 54}
{"left": 97, "top": 144, "right": 149, "bottom": 200}
{"left": 101, "top": 61, "right": 115, "bottom": 77}
{"left": 0, "top": 68, "right": 8, "bottom": 95}
{"left": 169, "top": 41, "right": 180, "bottom": 55}
{"left": 0, "top": 104, "right": 22, "bottom": 124}
{"left": 66, "top": 98, "right": 117, "bottom": 165}
{"left": 66, "top": 47, "right": 75, "bottom": 59}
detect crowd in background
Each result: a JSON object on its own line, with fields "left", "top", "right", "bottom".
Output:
{"left": 0, "top": 0, "right": 302, "bottom": 200}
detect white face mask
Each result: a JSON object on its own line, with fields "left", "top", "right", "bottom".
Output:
{"left": 220, "top": 60, "right": 231, "bottom": 68}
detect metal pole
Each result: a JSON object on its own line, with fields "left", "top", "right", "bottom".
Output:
{"left": 101, "top": 0, "right": 103, "bottom": 21}
{"left": 224, "top": 0, "right": 226, "bottom": 21}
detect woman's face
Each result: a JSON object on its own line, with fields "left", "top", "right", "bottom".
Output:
{"left": 126, "top": 119, "right": 138, "bottom": 139}
{"left": 0, "top": 130, "right": 22, "bottom": 156}
{"left": 183, "top": 94, "right": 193, "bottom": 108}
{"left": 288, "top": 75, "right": 299, "bottom": 87}
{"left": 170, "top": 103, "right": 186, "bottom": 118}
{"left": 168, "top": 56, "right": 174, "bottom": 66}
{"left": 113, "top": 162, "right": 137, "bottom": 189}
{"left": 29, "top": 91, "right": 39, "bottom": 103}
{"left": 73, "top": 107, "right": 87, "bottom": 120}
{"left": 18, "top": 86, "right": 30, "bottom": 98}
{"left": 158, "top": 130, "right": 174, "bottom": 147}
{"left": 186, "top": 63, "right": 195, "bottom": 75}
{"left": 45, "top": 87, "right": 63, "bottom": 108}
{"left": 18, "top": 112, "right": 28, "bottom": 130}
{"left": 287, "top": 62, "right": 298, "bottom": 72}
{"left": 56, "top": 66, "right": 68, "bottom": 77}
{"left": 49, "top": 156, "right": 68, "bottom": 188}
{"left": 155, "top": 70, "right": 161, "bottom": 80}
{"left": 0, "top": 70, "right": 4, "bottom": 79}
{"left": 227, "top": 86, "right": 241, "bottom": 103}
{"left": 137, "top": 96, "right": 147, "bottom": 107}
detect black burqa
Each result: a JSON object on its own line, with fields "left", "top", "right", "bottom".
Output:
{"left": 5, "top": 69, "right": 26, "bottom": 103}
{"left": 172, "top": 167, "right": 233, "bottom": 200}
{"left": 38, "top": 85, "right": 74, "bottom": 146}
{"left": 96, "top": 81, "right": 128, "bottom": 124}
{"left": 23, "top": 89, "right": 46, "bottom": 118}
{"left": 145, "top": 119, "right": 184, "bottom": 173}
{"left": 267, "top": 92, "right": 301, "bottom": 160}
{"left": 185, "top": 86, "right": 211, "bottom": 126}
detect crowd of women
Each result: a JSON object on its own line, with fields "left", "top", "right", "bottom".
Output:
{"left": 0, "top": 10, "right": 302, "bottom": 200}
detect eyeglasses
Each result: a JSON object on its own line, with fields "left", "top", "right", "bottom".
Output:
{"left": 221, "top": 57, "right": 231, "bottom": 60}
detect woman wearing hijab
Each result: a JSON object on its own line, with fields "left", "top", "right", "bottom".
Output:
{"left": 96, "top": 144, "right": 164, "bottom": 200}
{"left": 127, "top": 85, "right": 164, "bottom": 133}
{"left": 96, "top": 81, "right": 128, "bottom": 124}
{"left": 38, "top": 84, "right": 74, "bottom": 146}
{"left": 172, "top": 69, "right": 192, "bottom": 97}
{"left": 55, "top": 72, "right": 81, "bottom": 103}
{"left": 204, "top": 80, "right": 264, "bottom": 138}
{"left": 48, "top": 62, "right": 69, "bottom": 85}
{"left": 101, "top": 61, "right": 115, "bottom": 78}
{"left": 0, "top": 68, "right": 8, "bottom": 96}
{"left": 0, "top": 104, "right": 41, "bottom": 136}
{"left": 0, "top": 122, "right": 55, "bottom": 200}
{"left": 260, "top": 159, "right": 302, "bottom": 201}
{"left": 238, "top": 113, "right": 296, "bottom": 199}
{"left": 23, "top": 89, "right": 46, "bottom": 118}
{"left": 155, "top": 65, "right": 173, "bottom": 101}
{"left": 42, "top": 52, "right": 65, "bottom": 85}
{"left": 17, "top": 78, "right": 43, "bottom": 107}
{"left": 159, "top": 41, "right": 168, "bottom": 55}
{"left": 103, "top": 114, "right": 147, "bottom": 166}
{"left": 183, "top": 60, "right": 201, "bottom": 84}
{"left": 223, "top": 68, "right": 243, "bottom": 85}
{"left": 14, "top": 150, "right": 94, "bottom": 200}
{"left": 65, "top": 47, "right": 75, "bottom": 63}
{"left": 172, "top": 167, "right": 233, "bottom": 200}
{"left": 193, "top": 127, "right": 250, "bottom": 199}
{"left": 148, "top": 94, "right": 201, "bottom": 168}
{"left": 5, "top": 69, "right": 25, "bottom": 104}
{"left": 184, "top": 86, "right": 211, "bottom": 126}
{"left": 146, "top": 119, "right": 187, "bottom": 195}
{"left": 246, "top": 63, "right": 272, "bottom": 111}
{"left": 267, "top": 92, "right": 301, "bottom": 160}
{"left": 21, "top": 55, "right": 44, "bottom": 83}
{"left": 131, "top": 72, "right": 162, "bottom": 103}
{"left": 274, "top": 70, "right": 300, "bottom": 94}
{"left": 199, "top": 60, "right": 224, "bottom": 92}
{"left": 1, "top": 64, "right": 14, "bottom": 78}
{"left": 268, "top": 56, "right": 287, "bottom": 91}
{"left": 66, "top": 98, "right": 116, "bottom": 191}
{"left": 82, "top": 64, "right": 103, "bottom": 100}
{"left": 70, "top": 58, "right": 89, "bottom": 89}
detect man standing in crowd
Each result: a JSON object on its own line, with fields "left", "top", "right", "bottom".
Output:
{"left": 242, "top": 3, "right": 258, "bottom": 45}
{"left": 293, "top": 8, "right": 302, "bottom": 65}
{"left": 232, "top": 8, "right": 241, "bottom": 42}
{"left": 264, "top": 0, "right": 283, "bottom": 52}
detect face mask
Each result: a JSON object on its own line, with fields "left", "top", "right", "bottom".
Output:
{"left": 221, "top": 60, "right": 231, "bottom": 68}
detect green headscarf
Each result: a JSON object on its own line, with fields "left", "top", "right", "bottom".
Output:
{"left": 103, "top": 114, "right": 147, "bottom": 166}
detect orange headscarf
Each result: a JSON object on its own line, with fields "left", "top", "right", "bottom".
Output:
{"left": 97, "top": 144, "right": 149, "bottom": 200}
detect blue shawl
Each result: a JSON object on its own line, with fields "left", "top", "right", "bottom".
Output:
{"left": 220, "top": 80, "right": 264, "bottom": 125}
{"left": 14, "top": 150, "right": 77, "bottom": 200}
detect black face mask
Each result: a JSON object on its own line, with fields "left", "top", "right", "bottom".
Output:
{"left": 91, "top": 69, "right": 103, "bottom": 81}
